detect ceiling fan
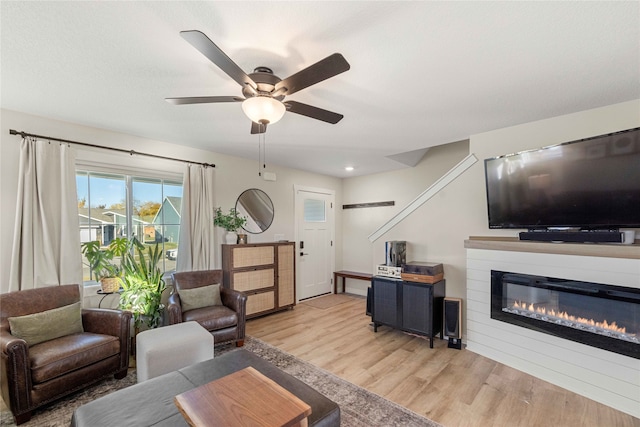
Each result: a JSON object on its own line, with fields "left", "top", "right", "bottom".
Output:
{"left": 166, "top": 30, "right": 350, "bottom": 134}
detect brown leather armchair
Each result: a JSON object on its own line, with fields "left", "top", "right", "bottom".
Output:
{"left": 0, "top": 284, "right": 131, "bottom": 425}
{"left": 168, "top": 270, "right": 247, "bottom": 347}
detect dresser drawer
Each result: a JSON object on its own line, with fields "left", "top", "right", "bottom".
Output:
{"left": 231, "top": 268, "right": 274, "bottom": 292}
{"left": 246, "top": 291, "right": 275, "bottom": 316}
{"left": 231, "top": 246, "right": 274, "bottom": 269}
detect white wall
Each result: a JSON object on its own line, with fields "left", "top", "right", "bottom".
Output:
{"left": 0, "top": 109, "right": 343, "bottom": 293}
{"left": 341, "top": 99, "right": 640, "bottom": 337}
{"left": 341, "top": 140, "right": 471, "bottom": 300}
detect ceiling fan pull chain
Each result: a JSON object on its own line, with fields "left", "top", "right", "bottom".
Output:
{"left": 257, "top": 129, "right": 267, "bottom": 177}
{"left": 257, "top": 132, "right": 261, "bottom": 177}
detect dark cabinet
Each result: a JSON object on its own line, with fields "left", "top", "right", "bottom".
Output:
{"left": 371, "top": 276, "right": 445, "bottom": 348}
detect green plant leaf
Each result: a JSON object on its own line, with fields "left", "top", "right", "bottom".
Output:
{"left": 118, "top": 237, "right": 166, "bottom": 329}
{"left": 214, "top": 207, "right": 247, "bottom": 232}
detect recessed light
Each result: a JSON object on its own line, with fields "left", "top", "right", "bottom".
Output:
{"left": 345, "top": 166, "right": 354, "bottom": 171}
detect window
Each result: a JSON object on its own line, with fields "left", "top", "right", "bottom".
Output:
{"left": 77, "top": 170, "right": 182, "bottom": 281}
{"left": 303, "top": 199, "right": 326, "bottom": 222}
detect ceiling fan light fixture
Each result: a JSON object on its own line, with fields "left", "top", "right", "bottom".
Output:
{"left": 242, "top": 96, "right": 286, "bottom": 125}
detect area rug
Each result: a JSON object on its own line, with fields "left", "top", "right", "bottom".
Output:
{"left": 1, "top": 337, "right": 440, "bottom": 427}
{"left": 301, "top": 293, "right": 356, "bottom": 309}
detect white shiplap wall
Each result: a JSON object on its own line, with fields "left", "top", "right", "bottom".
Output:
{"left": 466, "top": 246, "right": 640, "bottom": 418}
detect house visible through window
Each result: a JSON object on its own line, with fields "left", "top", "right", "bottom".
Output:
{"left": 77, "top": 170, "right": 182, "bottom": 281}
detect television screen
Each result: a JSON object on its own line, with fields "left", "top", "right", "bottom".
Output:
{"left": 484, "top": 127, "right": 640, "bottom": 230}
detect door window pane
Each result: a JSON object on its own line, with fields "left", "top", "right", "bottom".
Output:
{"left": 304, "top": 199, "right": 326, "bottom": 222}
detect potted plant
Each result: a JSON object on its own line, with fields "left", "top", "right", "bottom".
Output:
{"left": 81, "top": 237, "right": 128, "bottom": 293}
{"left": 119, "top": 237, "right": 167, "bottom": 331}
{"left": 214, "top": 207, "right": 248, "bottom": 244}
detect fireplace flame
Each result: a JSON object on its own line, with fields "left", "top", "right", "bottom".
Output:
{"left": 513, "top": 301, "right": 628, "bottom": 334}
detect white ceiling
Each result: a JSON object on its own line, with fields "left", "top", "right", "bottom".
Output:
{"left": 2, "top": 1, "right": 639, "bottom": 178}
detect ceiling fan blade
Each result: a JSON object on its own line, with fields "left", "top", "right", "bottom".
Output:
{"left": 165, "top": 96, "right": 243, "bottom": 105}
{"left": 180, "top": 30, "right": 257, "bottom": 92}
{"left": 275, "top": 53, "right": 350, "bottom": 96}
{"left": 251, "top": 121, "right": 267, "bottom": 134}
{"left": 285, "top": 101, "right": 344, "bottom": 124}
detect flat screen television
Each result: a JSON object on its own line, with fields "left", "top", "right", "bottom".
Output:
{"left": 484, "top": 127, "right": 640, "bottom": 231}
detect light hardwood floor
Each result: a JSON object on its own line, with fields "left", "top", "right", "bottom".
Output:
{"left": 246, "top": 294, "right": 640, "bottom": 427}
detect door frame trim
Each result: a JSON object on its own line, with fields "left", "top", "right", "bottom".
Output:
{"left": 294, "top": 185, "right": 336, "bottom": 302}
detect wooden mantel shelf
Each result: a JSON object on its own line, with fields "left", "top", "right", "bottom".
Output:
{"left": 464, "top": 236, "right": 640, "bottom": 260}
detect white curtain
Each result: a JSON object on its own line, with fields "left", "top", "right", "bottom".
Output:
{"left": 176, "top": 164, "right": 216, "bottom": 271}
{"left": 8, "top": 138, "right": 83, "bottom": 292}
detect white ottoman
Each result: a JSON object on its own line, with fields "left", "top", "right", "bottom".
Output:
{"left": 136, "top": 321, "right": 213, "bottom": 383}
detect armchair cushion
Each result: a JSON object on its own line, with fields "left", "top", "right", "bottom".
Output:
{"left": 179, "top": 284, "right": 222, "bottom": 311}
{"left": 8, "top": 302, "right": 84, "bottom": 346}
{"left": 183, "top": 305, "right": 237, "bottom": 331}
{"left": 170, "top": 270, "right": 246, "bottom": 347}
{"left": 29, "top": 333, "right": 120, "bottom": 384}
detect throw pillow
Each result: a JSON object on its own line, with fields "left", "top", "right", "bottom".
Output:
{"left": 9, "top": 302, "right": 84, "bottom": 346}
{"left": 179, "top": 284, "right": 222, "bottom": 312}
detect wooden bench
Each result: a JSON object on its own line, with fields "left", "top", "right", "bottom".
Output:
{"left": 333, "top": 270, "right": 372, "bottom": 294}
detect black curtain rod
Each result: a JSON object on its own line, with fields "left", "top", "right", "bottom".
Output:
{"left": 9, "top": 129, "right": 215, "bottom": 168}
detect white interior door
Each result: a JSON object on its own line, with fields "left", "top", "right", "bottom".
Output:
{"left": 295, "top": 187, "right": 334, "bottom": 301}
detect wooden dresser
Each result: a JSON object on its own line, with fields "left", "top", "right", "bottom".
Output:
{"left": 221, "top": 242, "right": 296, "bottom": 318}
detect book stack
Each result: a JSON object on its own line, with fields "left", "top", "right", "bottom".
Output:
{"left": 401, "top": 261, "right": 444, "bottom": 283}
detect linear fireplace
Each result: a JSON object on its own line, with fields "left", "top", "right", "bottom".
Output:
{"left": 491, "top": 270, "right": 640, "bottom": 359}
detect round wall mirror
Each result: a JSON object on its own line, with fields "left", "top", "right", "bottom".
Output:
{"left": 236, "top": 188, "right": 274, "bottom": 234}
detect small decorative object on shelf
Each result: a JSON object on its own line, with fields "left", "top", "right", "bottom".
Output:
{"left": 100, "top": 277, "right": 120, "bottom": 293}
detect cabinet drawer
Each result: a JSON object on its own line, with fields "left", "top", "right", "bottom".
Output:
{"left": 246, "top": 291, "right": 275, "bottom": 316}
{"left": 232, "top": 246, "right": 274, "bottom": 268}
{"left": 232, "top": 269, "right": 274, "bottom": 292}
